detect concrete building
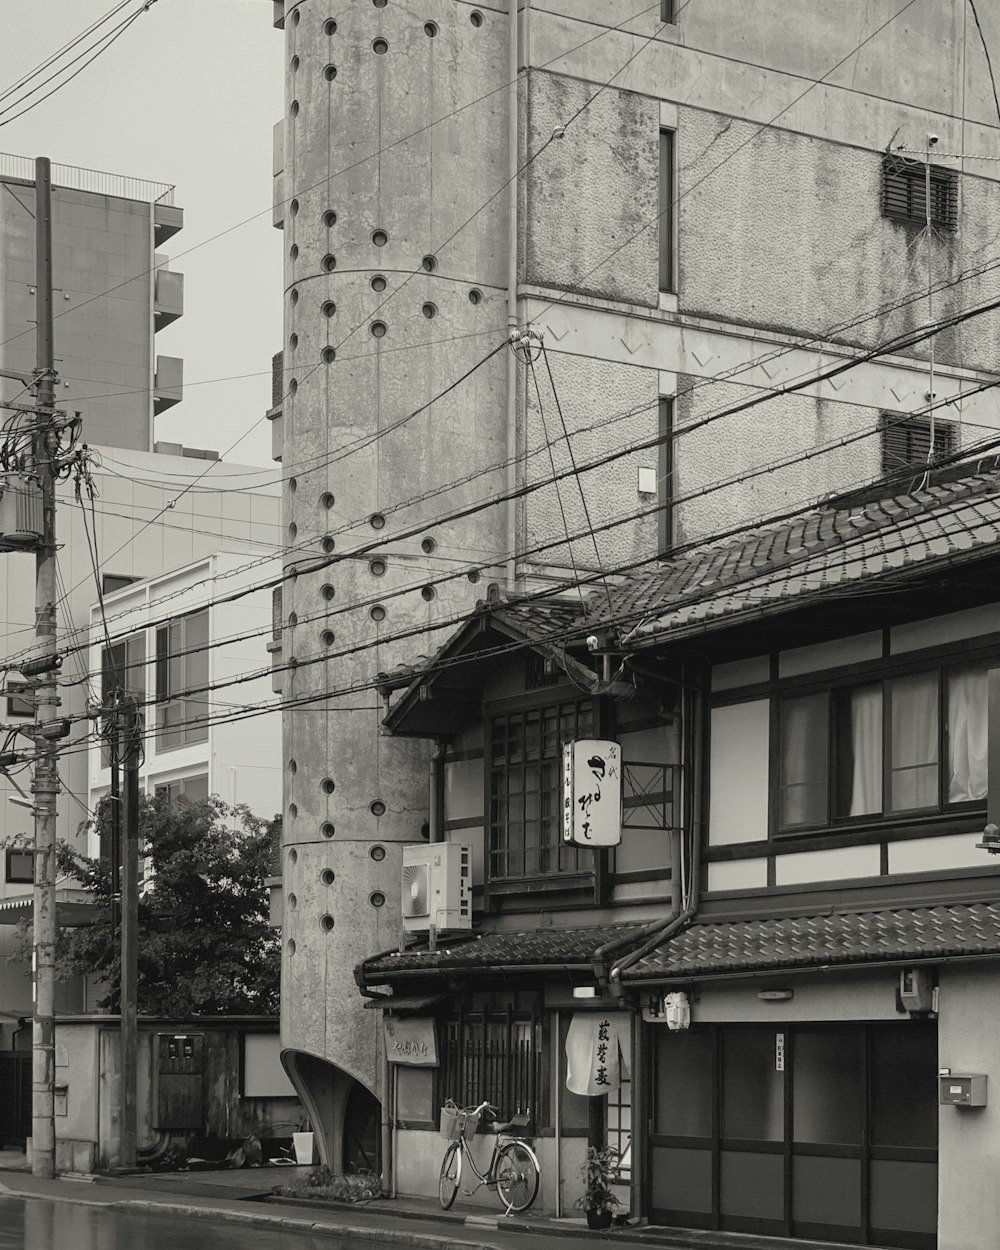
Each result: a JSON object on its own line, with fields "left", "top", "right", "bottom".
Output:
{"left": 0, "top": 152, "right": 185, "bottom": 449}
{"left": 0, "top": 451, "right": 282, "bottom": 1037}
{"left": 269, "top": 0, "right": 1000, "bottom": 1230}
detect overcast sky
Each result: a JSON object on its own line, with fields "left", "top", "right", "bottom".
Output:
{"left": 1, "top": 0, "right": 282, "bottom": 468}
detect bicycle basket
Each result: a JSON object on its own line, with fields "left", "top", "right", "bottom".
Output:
{"left": 439, "top": 1105, "right": 480, "bottom": 1141}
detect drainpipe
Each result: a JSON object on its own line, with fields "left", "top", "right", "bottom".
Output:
{"left": 504, "top": 0, "right": 519, "bottom": 591}
{"left": 428, "top": 741, "right": 444, "bottom": 843}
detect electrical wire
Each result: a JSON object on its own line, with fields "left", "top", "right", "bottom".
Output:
{"left": 968, "top": 0, "right": 1000, "bottom": 125}
{"left": 0, "top": 0, "right": 133, "bottom": 106}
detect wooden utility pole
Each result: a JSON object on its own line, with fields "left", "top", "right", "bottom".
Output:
{"left": 30, "top": 155, "right": 60, "bottom": 1180}
{"left": 120, "top": 694, "right": 140, "bottom": 1168}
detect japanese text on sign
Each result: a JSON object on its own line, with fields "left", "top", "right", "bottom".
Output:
{"left": 562, "top": 740, "right": 622, "bottom": 847}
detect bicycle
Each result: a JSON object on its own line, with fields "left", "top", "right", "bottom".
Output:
{"left": 438, "top": 1100, "right": 540, "bottom": 1214}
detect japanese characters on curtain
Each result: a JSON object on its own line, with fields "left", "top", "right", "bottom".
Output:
{"left": 565, "top": 1011, "right": 631, "bottom": 1095}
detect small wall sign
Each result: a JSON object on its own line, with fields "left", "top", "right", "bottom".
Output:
{"left": 562, "top": 739, "right": 622, "bottom": 847}
{"left": 383, "top": 1017, "right": 438, "bottom": 1066}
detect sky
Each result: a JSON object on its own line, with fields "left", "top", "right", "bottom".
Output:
{"left": 0, "top": 0, "right": 283, "bottom": 468}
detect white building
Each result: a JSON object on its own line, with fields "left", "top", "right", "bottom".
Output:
{"left": 0, "top": 449, "right": 280, "bottom": 1032}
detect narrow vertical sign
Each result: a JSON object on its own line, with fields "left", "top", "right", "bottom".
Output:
{"left": 775, "top": 1032, "right": 785, "bottom": 1072}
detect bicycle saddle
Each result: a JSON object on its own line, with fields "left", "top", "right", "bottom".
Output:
{"left": 492, "top": 1121, "right": 514, "bottom": 1133}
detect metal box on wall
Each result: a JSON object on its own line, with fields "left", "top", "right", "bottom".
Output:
{"left": 939, "top": 1073, "right": 987, "bottom": 1107}
{"left": 155, "top": 1033, "right": 205, "bottom": 1130}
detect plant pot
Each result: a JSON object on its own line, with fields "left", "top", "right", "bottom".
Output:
{"left": 292, "top": 1132, "right": 317, "bottom": 1165}
{"left": 586, "top": 1207, "right": 614, "bottom": 1230}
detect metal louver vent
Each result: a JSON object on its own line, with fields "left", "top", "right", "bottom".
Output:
{"left": 880, "top": 413, "right": 957, "bottom": 475}
{"left": 271, "top": 351, "right": 284, "bottom": 409}
{"left": 881, "top": 155, "right": 958, "bottom": 231}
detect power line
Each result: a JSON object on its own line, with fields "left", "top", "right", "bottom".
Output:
{"left": 0, "top": 0, "right": 133, "bottom": 106}
{"left": 969, "top": 0, "right": 1000, "bottom": 125}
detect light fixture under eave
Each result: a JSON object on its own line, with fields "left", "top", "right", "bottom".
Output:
{"left": 572, "top": 986, "right": 598, "bottom": 999}
{"left": 757, "top": 989, "right": 794, "bottom": 1002}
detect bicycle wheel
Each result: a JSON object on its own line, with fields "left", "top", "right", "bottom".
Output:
{"left": 439, "top": 1140, "right": 462, "bottom": 1210}
{"left": 495, "top": 1140, "right": 539, "bottom": 1213}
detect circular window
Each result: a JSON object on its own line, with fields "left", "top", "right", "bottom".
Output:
{"left": 288, "top": 847, "right": 298, "bottom": 865}
{"left": 287, "top": 611, "right": 298, "bottom": 628}
{"left": 467, "top": 569, "right": 481, "bottom": 583}
{"left": 321, "top": 492, "right": 335, "bottom": 509}
{"left": 287, "top": 938, "right": 296, "bottom": 955}
{"left": 322, "top": 300, "right": 336, "bottom": 318}
{"left": 370, "top": 891, "right": 387, "bottom": 908}
{"left": 371, "top": 321, "right": 387, "bottom": 338}
{"left": 289, "top": 332, "right": 298, "bottom": 351}
{"left": 373, "top": 0, "right": 387, "bottom": 6}
{"left": 322, "top": 822, "right": 335, "bottom": 838}
{"left": 322, "top": 536, "right": 335, "bottom": 554}
{"left": 372, "top": 229, "right": 388, "bottom": 247}
{"left": 321, "top": 778, "right": 335, "bottom": 795}
{"left": 421, "top": 254, "right": 437, "bottom": 272}
{"left": 288, "top": 522, "right": 298, "bottom": 541}
{"left": 320, "top": 914, "right": 335, "bottom": 932}
{"left": 290, "top": 244, "right": 299, "bottom": 262}
{"left": 323, "top": 209, "right": 337, "bottom": 227}
{"left": 370, "top": 800, "right": 386, "bottom": 817}
{"left": 290, "top": 99, "right": 300, "bottom": 117}
{"left": 322, "top": 629, "right": 336, "bottom": 647}
{"left": 321, "top": 583, "right": 335, "bottom": 601}
{"left": 369, "top": 512, "right": 386, "bottom": 530}
{"left": 287, "top": 892, "right": 297, "bottom": 910}
{"left": 321, "top": 254, "right": 337, "bottom": 272}
{"left": 370, "top": 605, "right": 386, "bottom": 622}
{"left": 421, "top": 585, "right": 436, "bottom": 602}
{"left": 289, "top": 477, "right": 297, "bottom": 493}
{"left": 322, "top": 346, "right": 336, "bottom": 364}
{"left": 469, "top": 288, "right": 483, "bottom": 305}
{"left": 321, "top": 868, "right": 335, "bottom": 885}
{"left": 421, "top": 302, "right": 437, "bottom": 319}
{"left": 372, "top": 38, "right": 389, "bottom": 54}
{"left": 324, "top": 64, "right": 337, "bottom": 82}
{"left": 470, "top": 10, "right": 484, "bottom": 26}
{"left": 424, "top": 21, "right": 438, "bottom": 37}
{"left": 324, "top": 18, "right": 337, "bottom": 35}
{"left": 290, "top": 288, "right": 299, "bottom": 305}
{"left": 291, "top": 54, "right": 300, "bottom": 71}
{"left": 289, "top": 758, "right": 297, "bottom": 774}
{"left": 290, "top": 198, "right": 299, "bottom": 217}
{"left": 369, "top": 558, "right": 387, "bottom": 577}
{"left": 370, "top": 845, "right": 386, "bottom": 862}
{"left": 371, "top": 275, "right": 387, "bottom": 292}
{"left": 421, "top": 537, "right": 436, "bottom": 554}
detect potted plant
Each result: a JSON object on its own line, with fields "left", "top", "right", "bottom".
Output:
{"left": 575, "top": 1145, "right": 621, "bottom": 1230}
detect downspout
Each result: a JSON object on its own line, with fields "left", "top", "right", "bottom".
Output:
{"left": 504, "top": 0, "right": 519, "bottom": 590}
{"left": 428, "top": 741, "right": 444, "bottom": 843}
{"left": 354, "top": 976, "right": 394, "bottom": 1196}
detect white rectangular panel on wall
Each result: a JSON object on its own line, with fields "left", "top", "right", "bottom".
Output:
{"left": 706, "top": 858, "right": 769, "bottom": 894}
{"left": 774, "top": 844, "right": 881, "bottom": 887}
{"left": 778, "top": 632, "right": 881, "bottom": 678}
{"left": 712, "top": 656, "right": 769, "bottom": 692}
{"left": 891, "top": 605, "right": 999, "bottom": 654}
{"left": 709, "top": 700, "right": 770, "bottom": 845}
{"left": 887, "top": 832, "right": 989, "bottom": 876}
{"left": 243, "top": 1033, "right": 296, "bottom": 1098}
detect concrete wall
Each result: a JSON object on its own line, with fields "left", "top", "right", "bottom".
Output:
{"left": 937, "top": 966, "right": 1000, "bottom": 1250}
{"left": 277, "top": 0, "right": 513, "bottom": 1128}
{"left": 0, "top": 179, "right": 183, "bottom": 451}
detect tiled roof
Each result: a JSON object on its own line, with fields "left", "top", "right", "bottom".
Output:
{"left": 586, "top": 468, "right": 1000, "bottom": 643}
{"left": 360, "top": 922, "right": 648, "bottom": 982}
{"left": 623, "top": 901, "right": 1000, "bottom": 981}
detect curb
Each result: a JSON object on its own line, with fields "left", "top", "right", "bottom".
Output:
{"left": 106, "top": 1198, "right": 509, "bottom": 1249}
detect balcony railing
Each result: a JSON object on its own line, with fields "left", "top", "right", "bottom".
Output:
{"left": 0, "top": 152, "right": 174, "bottom": 205}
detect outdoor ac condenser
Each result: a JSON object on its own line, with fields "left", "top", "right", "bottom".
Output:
{"left": 401, "top": 842, "right": 472, "bottom": 933}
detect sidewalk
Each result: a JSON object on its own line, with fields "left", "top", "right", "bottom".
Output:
{"left": 0, "top": 1165, "right": 865, "bottom": 1250}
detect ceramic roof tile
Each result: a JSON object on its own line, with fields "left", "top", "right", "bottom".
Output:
{"left": 623, "top": 902, "right": 1000, "bottom": 981}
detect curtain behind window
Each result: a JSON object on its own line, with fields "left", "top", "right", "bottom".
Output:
{"left": 889, "top": 673, "right": 939, "bottom": 811}
{"left": 780, "top": 693, "right": 828, "bottom": 827}
{"left": 948, "top": 665, "right": 988, "bottom": 802}
{"left": 846, "top": 685, "right": 882, "bottom": 816}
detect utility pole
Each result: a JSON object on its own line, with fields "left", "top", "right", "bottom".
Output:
{"left": 30, "top": 155, "right": 60, "bottom": 1180}
{"left": 120, "top": 694, "right": 140, "bottom": 1168}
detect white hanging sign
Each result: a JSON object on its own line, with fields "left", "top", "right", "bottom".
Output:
{"left": 562, "top": 739, "right": 622, "bottom": 847}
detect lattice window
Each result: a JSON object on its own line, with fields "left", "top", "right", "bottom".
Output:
{"left": 440, "top": 1014, "right": 540, "bottom": 1125}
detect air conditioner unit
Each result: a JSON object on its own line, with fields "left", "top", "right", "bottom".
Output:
{"left": 0, "top": 477, "right": 42, "bottom": 551}
{"left": 401, "top": 843, "right": 472, "bottom": 933}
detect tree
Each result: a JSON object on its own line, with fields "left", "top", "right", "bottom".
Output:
{"left": 11, "top": 794, "right": 281, "bottom": 1016}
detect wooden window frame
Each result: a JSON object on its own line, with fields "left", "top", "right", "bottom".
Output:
{"left": 771, "top": 659, "right": 988, "bottom": 838}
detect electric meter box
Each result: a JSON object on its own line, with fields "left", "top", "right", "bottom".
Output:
{"left": 939, "top": 1073, "right": 987, "bottom": 1107}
